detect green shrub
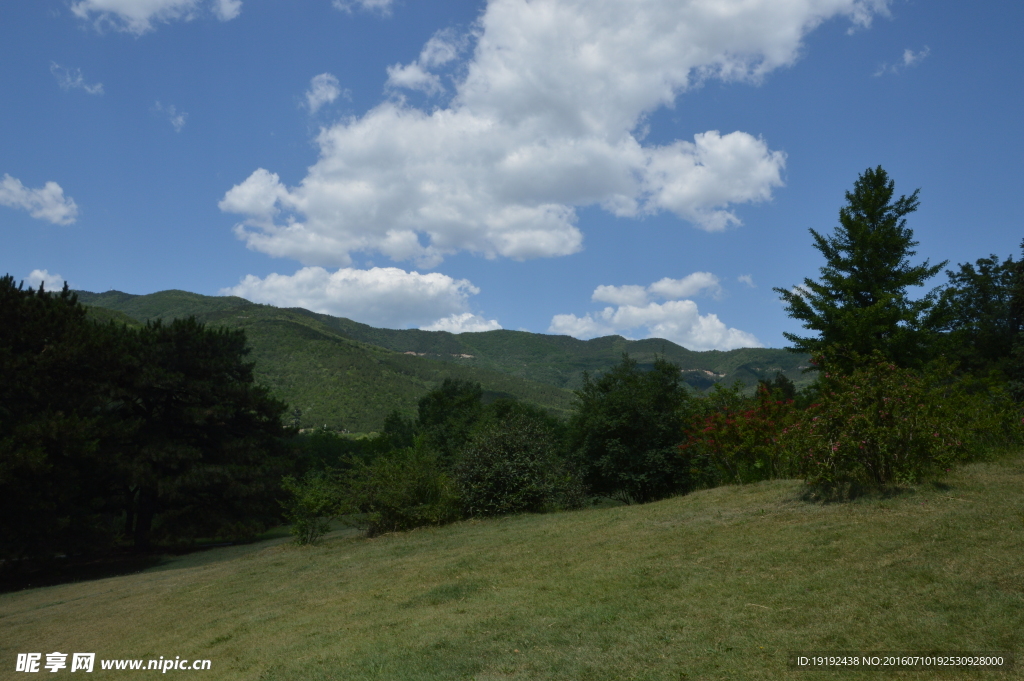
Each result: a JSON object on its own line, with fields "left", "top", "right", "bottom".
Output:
{"left": 280, "top": 471, "right": 346, "bottom": 545}
{"left": 783, "top": 353, "right": 1022, "bottom": 495}
{"left": 347, "top": 448, "right": 461, "bottom": 537}
{"left": 567, "top": 355, "right": 691, "bottom": 504}
{"left": 455, "top": 413, "right": 584, "bottom": 517}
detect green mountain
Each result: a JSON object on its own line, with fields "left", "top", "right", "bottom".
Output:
{"left": 76, "top": 289, "right": 812, "bottom": 431}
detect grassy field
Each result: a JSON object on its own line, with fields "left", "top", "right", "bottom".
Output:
{"left": 3, "top": 452, "right": 1023, "bottom": 680}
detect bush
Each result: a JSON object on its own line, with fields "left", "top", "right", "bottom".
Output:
{"left": 567, "top": 355, "right": 691, "bottom": 504}
{"left": 346, "top": 448, "right": 461, "bottom": 537}
{"left": 455, "top": 413, "right": 584, "bottom": 517}
{"left": 280, "top": 471, "right": 346, "bottom": 545}
{"left": 679, "top": 383, "right": 797, "bottom": 487}
{"left": 782, "top": 353, "right": 1021, "bottom": 495}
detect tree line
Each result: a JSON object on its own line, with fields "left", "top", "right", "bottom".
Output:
{"left": 3, "top": 165, "right": 1023, "bottom": 565}
{"left": 0, "top": 278, "right": 289, "bottom": 571}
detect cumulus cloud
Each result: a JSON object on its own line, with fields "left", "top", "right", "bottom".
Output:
{"left": 50, "top": 62, "right": 104, "bottom": 95}
{"left": 738, "top": 274, "right": 755, "bottom": 287}
{"left": 420, "top": 312, "right": 502, "bottom": 333}
{"left": 155, "top": 101, "right": 187, "bottom": 132}
{"left": 220, "top": 266, "right": 491, "bottom": 329}
{"left": 71, "top": 0, "right": 240, "bottom": 34}
{"left": 222, "top": 0, "right": 886, "bottom": 268}
{"left": 875, "top": 46, "right": 930, "bottom": 76}
{"left": 386, "top": 29, "right": 465, "bottom": 96}
{"left": 385, "top": 62, "right": 445, "bottom": 96}
{"left": 0, "top": 174, "right": 79, "bottom": 225}
{"left": 550, "top": 273, "right": 759, "bottom": 351}
{"left": 332, "top": 0, "right": 393, "bottom": 16}
{"left": 305, "top": 73, "right": 347, "bottom": 114}
{"left": 25, "top": 269, "right": 67, "bottom": 291}
{"left": 592, "top": 272, "right": 723, "bottom": 307}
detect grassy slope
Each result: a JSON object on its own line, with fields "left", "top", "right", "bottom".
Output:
{"left": 74, "top": 290, "right": 576, "bottom": 432}
{"left": 4, "top": 452, "right": 1021, "bottom": 680}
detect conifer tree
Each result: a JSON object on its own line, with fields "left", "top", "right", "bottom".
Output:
{"left": 775, "top": 166, "right": 946, "bottom": 369}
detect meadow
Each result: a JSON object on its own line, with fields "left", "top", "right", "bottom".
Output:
{"left": 3, "top": 450, "right": 1021, "bottom": 680}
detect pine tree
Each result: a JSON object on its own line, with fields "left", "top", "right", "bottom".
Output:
{"left": 774, "top": 166, "right": 946, "bottom": 370}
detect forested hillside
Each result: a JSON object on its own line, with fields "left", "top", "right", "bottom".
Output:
{"left": 77, "top": 290, "right": 575, "bottom": 431}
{"left": 77, "top": 289, "right": 810, "bottom": 431}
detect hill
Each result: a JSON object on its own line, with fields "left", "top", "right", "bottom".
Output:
{"left": 238, "top": 304, "right": 813, "bottom": 392}
{"left": 75, "top": 290, "right": 575, "bottom": 431}
{"left": 75, "top": 289, "right": 812, "bottom": 430}
{"left": 2, "top": 452, "right": 1020, "bottom": 679}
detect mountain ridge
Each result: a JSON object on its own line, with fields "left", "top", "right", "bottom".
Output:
{"left": 76, "top": 288, "right": 812, "bottom": 431}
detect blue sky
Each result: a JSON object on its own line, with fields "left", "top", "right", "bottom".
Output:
{"left": 2, "top": 0, "right": 1021, "bottom": 350}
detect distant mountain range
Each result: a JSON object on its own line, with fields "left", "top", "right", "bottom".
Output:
{"left": 76, "top": 289, "right": 812, "bottom": 432}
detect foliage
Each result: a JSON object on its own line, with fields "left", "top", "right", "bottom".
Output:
{"left": 381, "top": 409, "right": 416, "bottom": 450}
{"left": 119, "top": 317, "right": 289, "bottom": 548}
{"left": 758, "top": 371, "right": 797, "bottom": 401}
{"left": 289, "top": 427, "right": 372, "bottom": 474}
{"left": 0, "top": 277, "right": 135, "bottom": 561}
{"left": 679, "top": 384, "right": 798, "bottom": 487}
{"left": 77, "top": 289, "right": 814, "bottom": 425}
{"left": 280, "top": 470, "right": 345, "bottom": 545}
{"left": 0, "top": 275, "right": 290, "bottom": 563}
{"left": 416, "top": 379, "right": 484, "bottom": 461}
{"left": 932, "top": 253, "right": 1019, "bottom": 374}
{"left": 775, "top": 166, "right": 946, "bottom": 371}
{"left": 782, "top": 352, "right": 1021, "bottom": 496}
{"left": 344, "top": 448, "right": 461, "bottom": 537}
{"left": 567, "top": 354, "right": 691, "bottom": 504}
{"left": 455, "top": 413, "right": 584, "bottom": 517}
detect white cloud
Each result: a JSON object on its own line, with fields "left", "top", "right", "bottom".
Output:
{"left": 420, "top": 30, "right": 463, "bottom": 68}
{"left": 874, "top": 45, "right": 929, "bottom": 76}
{"left": 50, "top": 62, "right": 104, "bottom": 95}
{"left": 649, "top": 272, "right": 723, "bottom": 300}
{"left": 212, "top": 0, "right": 241, "bottom": 21}
{"left": 592, "top": 284, "right": 649, "bottom": 307}
{"left": 155, "top": 101, "right": 187, "bottom": 132}
{"left": 305, "top": 73, "right": 346, "bottom": 114}
{"left": 549, "top": 301, "right": 761, "bottom": 351}
{"left": 222, "top": 0, "right": 886, "bottom": 268}
{"left": 332, "top": 0, "right": 393, "bottom": 16}
{"left": 787, "top": 284, "right": 811, "bottom": 298}
{"left": 592, "top": 272, "right": 722, "bottom": 307}
{"left": 550, "top": 272, "right": 759, "bottom": 350}
{"left": 25, "top": 269, "right": 67, "bottom": 291}
{"left": 220, "top": 266, "right": 488, "bottom": 329}
{"left": 71, "top": 0, "right": 240, "bottom": 34}
{"left": 421, "top": 312, "right": 502, "bottom": 333}
{"left": 385, "top": 62, "right": 445, "bottom": 96}
{"left": 738, "top": 274, "right": 755, "bottom": 288}
{"left": 0, "top": 174, "right": 79, "bottom": 225}
{"left": 386, "top": 29, "right": 465, "bottom": 96}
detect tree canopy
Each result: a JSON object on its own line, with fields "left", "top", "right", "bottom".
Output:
{"left": 775, "top": 166, "right": 946, "bottom": 369}
{"left": 566, "top": 354, "right": 690, "bottom": 504}
{"left": 0, "top": 276, "right": 288, "bottom": 562}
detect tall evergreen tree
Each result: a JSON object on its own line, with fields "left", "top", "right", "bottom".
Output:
{"left": 121, "top": 317, "right": 288, "bottom": 548}
{"left": 0, "top": 276, "right": 131, "bottom": 562}
{"left": 1, "top": 276, "right": 291, "bottom": 561}
{"left": 775, "top": 166, "right": 946, "bottom": 369}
